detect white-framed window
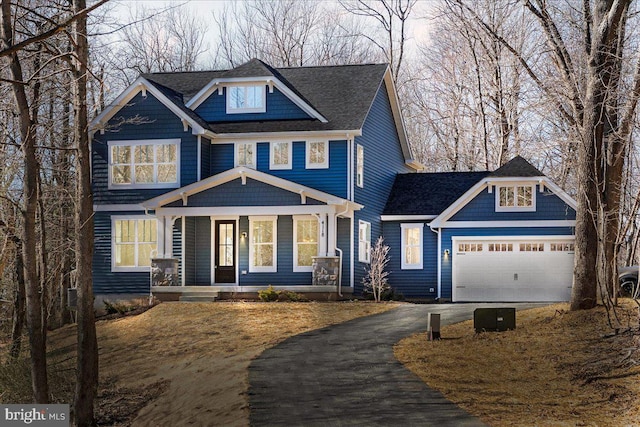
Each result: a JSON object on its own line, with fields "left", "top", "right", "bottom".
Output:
{"left": 226, "top": 85, "right": 266, "bottom": 114}
{"left": 108, "top": 139, "right": 180, "bottom": 189}
{"left": 306, "top": 140, "right": 328, "bottom": 169}
{"left": 356, "top": 144, "right": 364, "bottom": 188}
{"left": 293, "top": 216, "right": 319, "bottom": 272}
{"left": 401, "top": 223, "right": 423, "bottom": 269}
{"left": 235, "top": 142, "right": 256, "bottom": 168}
{"left": 249, "top": 216, "right": 277, "bottom": 272}
{"left": 270, "top": 141, "right": 292, "bottom": 170}
{"left": 496, "top": 184, "right": 536, "bottom": 212}
{"left": 358, "top": 220, "right": 371, "bottom": 263}
{"left": 112, "top": 217, "right": 157, "bottom": 271}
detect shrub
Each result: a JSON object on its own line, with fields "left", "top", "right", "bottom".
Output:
{"left": 258, "top": 285, "right": 279, "bottom": 302}
{"left": 103, "top": 300, "right": 140, "bottom": 315}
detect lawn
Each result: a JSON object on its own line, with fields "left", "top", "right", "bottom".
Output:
{"left": 395, "top": 301, "right": 640, "bottom": 426}
{"left": 47, "top": 301, "right": 398, "bottom": 426}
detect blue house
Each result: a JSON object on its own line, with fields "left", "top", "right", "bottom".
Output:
{"left": 90, "top": 59, "right": 576, "bottom": 302}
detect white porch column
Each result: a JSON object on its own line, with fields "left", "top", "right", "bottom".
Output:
{"left": 156, "top": 215, "right": 166, "bottom": 258}
{"left": 318, "top": 213, "right": 328, "bottom": 256}
{"left": 326, "top": 210, "right": 336, "bottom": 256}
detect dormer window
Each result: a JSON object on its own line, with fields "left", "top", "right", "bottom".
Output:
{"left": 496, "top": 184, "right": 536, "bottom": 212}
{"left": 227, "top": 85, "right": 266, "bottom": 114}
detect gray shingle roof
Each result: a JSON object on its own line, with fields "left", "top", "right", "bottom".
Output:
{"left": 383, "top": 172, "right": 490, "bottom": 216}
{"left": 140, "top": 60, "right": 390, "bottom": 134}
{"left": 490, "top": 155, "right": 544, "bottom": 177}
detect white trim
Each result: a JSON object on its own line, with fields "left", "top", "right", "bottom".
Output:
{"left": 210, "top": 130, "right": 361, "bottom": 144}
{"left": 435, "top": 227, "right": 442, "bottom": 299}
{"left": 181, "top": 216, "right": 186, "bottom": 286}
{"left": 430, "top": 177, "right": 578, "bottom": 229}
{"left": 356, "top": 144, "right": 364, "bottom": 188}
{"left": 142, "top": 166, "right": 363, "bottom": 212}
{"left": 249, "top": 216, "right": 278, "bottom": 273}
{"left": 438, "top": 220, "right": 576, "bottom": 228}
{"left": 381, "top": 215, "right": 437, "bottom": 221}
{"left": 306, "top": 140, "right": 329, "bottom": 169}
{"left": 358, "top": 220, "right": 371, "bottom": 263}
{"left": 156, "top": 205, "right": 341, "bottom": 217}
{"left": 226, "top": 84, "right": 266, "bottom": 114}
{"left": 111, "top": 216, "right": 158, "bottom": 272}
{"left": 107, "top": 139, "right": 181, "bottom": 190}
{"left": 186, "top": 75, "right": 328, "bottom": 123}
{"left": 400, "top": 223, "right": 424, "bottom": 270}
{"left": 270, "top": 141, "right": 293, "bottom": 170}
{"left": 234, "top": 142, "right": 257, "bottom": 169}
{"left": 152, "top": 285, "right": 353, "bottom": 294}
{"left": 90, "top": 77, "right": 206, "bottom": 135}
{"left": 197, "top": 136, "right": 202, "bottom": 181}
{"left": 93, "top": 204, "right": 143, "bottom": 212}
{"left": 293, "top": 215, "right": 320, "bottom": 272}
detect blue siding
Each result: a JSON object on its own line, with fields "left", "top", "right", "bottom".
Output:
{"left": 209, "top": 141, "right": 348, "bottom": 198}
{"left": 195, "top": 86, "right": 312, "bottom": 122}
{"left": 194, "top": 217, "right": 211, "bottom": 285}
{"left": 201, "top": 137, "right": 212, "bottom": 179}
{"left": 337, "top": 217, "right": 352, "bottom": 290}
{"left": 383, "top": 222, "right": 438, "bottom": 299}
{"left": 353, "top": 80, "right": 413, "bottom": 294}
{"left": 451, "top": 187, "right": 576, "bottom": 221}
{"left": 165, "top": 178, "right": 324, "bottom": 208}
{"left": 184, "top": 217, "right": 196, "bottom": 284}
{"left": 93, "top": 211, "right": 150, "bottom": 294}
{"left": 439, "top": 226, "right": 575, "bottom": 300}
{"left": 92, "top": 92, "right": 200, "bottom": 205}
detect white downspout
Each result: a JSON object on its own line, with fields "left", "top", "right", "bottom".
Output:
{"left": 432, "top": 225, "right": 442, "bottom": 300}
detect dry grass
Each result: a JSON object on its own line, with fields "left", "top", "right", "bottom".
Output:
{"left": 395, "top": 301, "right": 640, "bottom": 427}
{"left": 48, "top": 301, "right": 399, "bottom": 426}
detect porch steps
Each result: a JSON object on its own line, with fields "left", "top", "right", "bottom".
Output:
{"left": 178, "top": 291, "right": 219, "bottom": 302}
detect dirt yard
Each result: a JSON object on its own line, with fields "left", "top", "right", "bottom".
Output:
{"left": 48, "top": 301, "right": 398, "bottom": 426}
{"left": 395, "top": 301, "right": 640, "bottom": 426}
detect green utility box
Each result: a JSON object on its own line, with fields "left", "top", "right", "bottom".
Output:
{"left": 474, "top": 308, "right": 516, "bottom": 333}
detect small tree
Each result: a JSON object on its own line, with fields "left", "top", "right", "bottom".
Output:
{"left": 363, "top": 236, "right": 391, "bottom": 302}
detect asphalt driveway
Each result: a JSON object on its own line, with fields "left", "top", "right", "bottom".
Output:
{"left": 248, "top": 303, "right": 543, "bottom": 426}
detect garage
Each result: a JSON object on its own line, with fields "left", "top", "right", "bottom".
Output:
{"left": 452, "top": 237, "right": 574, "bottom": 302}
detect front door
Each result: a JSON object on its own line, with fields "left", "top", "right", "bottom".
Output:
{"left": 214, "top": 220, "right": 236, "bottom": 284}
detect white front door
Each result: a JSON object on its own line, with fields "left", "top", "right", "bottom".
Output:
{"left": 452, "top": 237, "right": 574, "bottom": 302}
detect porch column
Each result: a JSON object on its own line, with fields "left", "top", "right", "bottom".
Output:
{"left": 326, "top": 210, "right": 336, "bottom": 256}
{"left": 164, "top": 216, "right": 177, "bottom": 258}
{"left": 156, "top": 215, "right": 166, "bottom": 258}
{"left": 318, "top": 213, "right": 328, "bottom": 256}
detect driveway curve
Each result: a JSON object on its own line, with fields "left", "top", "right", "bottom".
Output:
{"left": 249, "top": 303, "right": 542, "bottom": 426}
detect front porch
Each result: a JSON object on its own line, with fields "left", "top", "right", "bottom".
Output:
{"left": 152, "top": 285, "right": 353, "bottom": 302}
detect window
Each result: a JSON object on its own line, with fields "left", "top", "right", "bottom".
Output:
{"left": 306, "top": 140, "right": 328, "bottom": 169}
{"left": 488, "top": 243, "right": 513, "bottom": 252}
{"left": 401, "top": 224, "right": 423, "bottom": 269}
{"left": 109, "top": 139, "right": 179, "bottom": 188}
{"left": 520, "top": 243, "right": 544, "bottom": 252}
{"left": 356, "top": 144, "right": 364, "bottom": 188}
{"left": 294, "top": 216, "right": 319, "bottom": 271}
{"left": 550, "top": 242, "right": 575, "bottom": 252}
{"left": 270, "top": 141, "right": 292, "bottom": 170}
{"left": 112, "top": 218, "right": 157, "bottom": 271}
{"left": 496, "top": 185, "right": 535, "bottom": 211}
{"left": 235, "top": 142, "right": 256, "bottom": 168}
{"left": 227, "top": 85, "right": 265, "bottom": 113}
{"left": 358, "top": 220, "right": 371, "bottom": 263}
{"left": 458, "top": 243, "right": 483, "bottom": 252}
{"left": 249, "top": 216, "right": 277, "bottom": 272}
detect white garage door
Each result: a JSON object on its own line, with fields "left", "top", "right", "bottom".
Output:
{"left": 452, "top": 237, "right": 574, "bottom": 302}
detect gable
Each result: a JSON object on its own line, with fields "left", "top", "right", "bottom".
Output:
{"left": 194, "top": 86, "right": 313, "bottom": 123}
{"left": 164, "top": 177, "right": 325, "bottom": 208}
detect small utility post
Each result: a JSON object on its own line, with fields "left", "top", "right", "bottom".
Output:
{"left": 427, "top": 313, "right": 441, "bottom": 341}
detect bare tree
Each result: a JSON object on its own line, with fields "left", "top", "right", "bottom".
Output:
{"left": 363, "top": 236, "right": 391, "bottom": 302}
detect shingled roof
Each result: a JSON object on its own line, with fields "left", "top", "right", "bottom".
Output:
{"left": 140, "top": 60, "right": 390, "bottom": 134}
{"left": 383, "top": 171, "right": 490, "bottom": 216}
{"left": 490, "top": 155, "right": 544, "bottom": 177}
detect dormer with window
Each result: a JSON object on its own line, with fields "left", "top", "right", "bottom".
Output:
{"left": 495, "top": 184, "right": 536, "bottom": 212}
{"left": 226, "top": 84, "right": 266, "bottom": 114}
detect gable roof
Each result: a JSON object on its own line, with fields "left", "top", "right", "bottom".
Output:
{"left": 490, "top": 155, "right": 544, "bottom": 177}
{"left": 383, "top": 172, "right": 490, "bottom": 217}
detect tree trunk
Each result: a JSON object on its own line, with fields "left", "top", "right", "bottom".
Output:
{"left": 72, "top": 0, "right": 99, "bottom": 424}
{"left": 9, "top": 241, "right": 25, "bottom": 359}
{"left": 0, "top": 0, "right": 49, "bottom": 403}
